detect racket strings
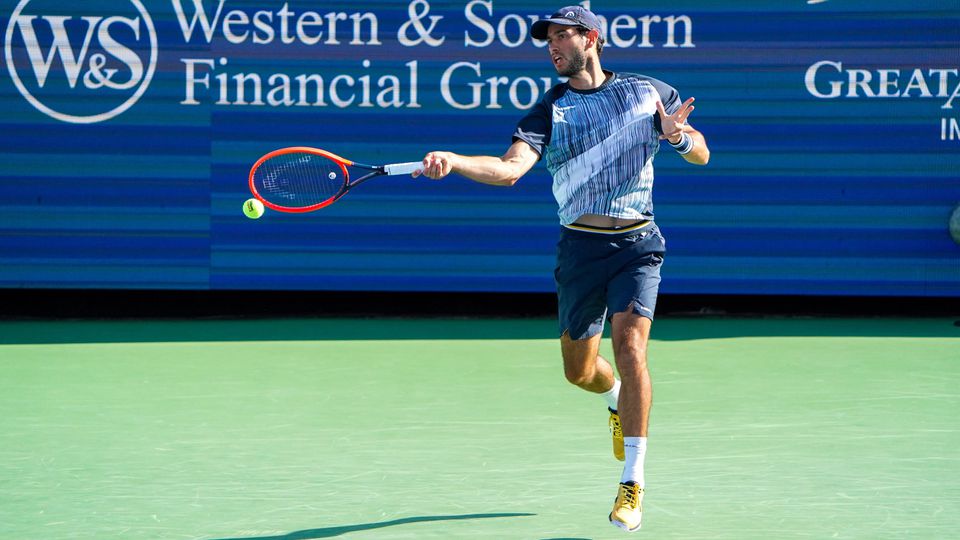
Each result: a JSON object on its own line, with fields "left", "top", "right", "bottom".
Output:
{"left": 253, "top": 152, "right": 345, "bottom": 208}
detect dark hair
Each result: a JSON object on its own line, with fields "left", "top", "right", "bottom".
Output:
{"left": 577, "top": 27, "right": 605, "bottom": 58}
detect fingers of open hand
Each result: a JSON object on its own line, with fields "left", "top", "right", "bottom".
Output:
{"left": 658, "top": 97, "right": 696, "bottom": 140}
{"left": 678, "top": 99, "right": 696, "bottom": 124}
{"left": 655, "top": 100, "right": 667, "bottom": 117}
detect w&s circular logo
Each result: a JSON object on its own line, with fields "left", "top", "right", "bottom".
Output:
{"left": 5, "top": 0, "right": 157, "bottom": 123}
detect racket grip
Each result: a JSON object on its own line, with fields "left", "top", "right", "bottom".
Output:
{"left": 384, "top": 162, "right": 423, "bottom": 175}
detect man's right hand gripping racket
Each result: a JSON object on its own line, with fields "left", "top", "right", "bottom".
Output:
{"left": 248, "top": 147, "right": 422, "bottom": 213}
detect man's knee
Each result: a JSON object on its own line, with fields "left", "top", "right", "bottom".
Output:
{"left": 614, "top": 339, "right": 648, "bottom": 378}
{"left": 560, "top": 331, "right": 601, "bottom": 387}
{"left": 564, "top": 361, "right": 594, "bottom": 387}
{"left": 611, "top": 311, "right": 651, "bottom": 375}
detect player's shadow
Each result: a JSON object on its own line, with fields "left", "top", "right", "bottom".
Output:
{"left": 210, "top": 512, "right": 535, "bottom": 539}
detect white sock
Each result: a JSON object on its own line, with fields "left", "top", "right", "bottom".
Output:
{"left": 601, "top": 379, "right": 621, "bottom": 410}
{"left": 620, "top": 437, "right": 647, "bottom": 487}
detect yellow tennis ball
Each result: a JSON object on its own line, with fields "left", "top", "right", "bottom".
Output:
{"left": 243, "top": 198, "right": 264, "bottom": 219}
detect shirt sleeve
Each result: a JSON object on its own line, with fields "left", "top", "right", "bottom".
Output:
{"left": 511, "top": 96, "right": 552, "bottom": 159}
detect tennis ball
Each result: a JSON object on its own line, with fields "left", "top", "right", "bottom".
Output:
{"left": 243, "top": 198, "right": 264, "bottom": 219}
{"left": 950, "top": 203, "right": 960, "bottom": 245}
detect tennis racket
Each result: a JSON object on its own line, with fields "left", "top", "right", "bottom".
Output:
{"left": 248, "top": 147, "right": 422, "bottom": 213}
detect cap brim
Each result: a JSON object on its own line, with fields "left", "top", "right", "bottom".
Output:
{"left": 531, "top": 18, "right": 582, "bottom": 40}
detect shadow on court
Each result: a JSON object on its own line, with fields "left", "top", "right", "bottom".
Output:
{"left": 0, "top": 316, "right": 957, "bottom": 345}
{"left": 209, "top": 512, "right": 535, "bottom": 539}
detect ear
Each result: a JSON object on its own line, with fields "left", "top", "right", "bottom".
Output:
{"left": 584, "top": 29, "right": 600, "bottom": 50}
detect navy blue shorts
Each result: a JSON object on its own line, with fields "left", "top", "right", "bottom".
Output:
{"left": 554, "top": 222, "right": 665, "bottom": 340}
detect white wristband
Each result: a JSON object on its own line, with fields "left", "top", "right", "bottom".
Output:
{"left": 668, "top": 132, "right": 694, "bottom": 155}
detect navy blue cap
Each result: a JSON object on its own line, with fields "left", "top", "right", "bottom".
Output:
{"left": 531, "top": 6, "right": 603, "bottom": 41}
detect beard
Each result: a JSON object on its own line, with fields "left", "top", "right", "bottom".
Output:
{"left": 556, "top": 49, "right": 587, "bottom": 77}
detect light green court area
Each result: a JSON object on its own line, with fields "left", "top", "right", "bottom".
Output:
{"left": 0, "top": 317, "right": 957, "bottom": 539}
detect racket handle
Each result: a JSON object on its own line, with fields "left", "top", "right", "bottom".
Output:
{"left": 384, "top": 162, "right": 423, "bottom": 175}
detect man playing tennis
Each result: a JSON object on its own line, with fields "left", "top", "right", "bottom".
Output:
{"left": 416, "top": 5, "right": 710, "bottom": 532}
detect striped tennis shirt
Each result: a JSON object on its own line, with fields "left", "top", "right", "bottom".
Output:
{"left": 512, "top": 72, "right": 682, "bottom": 226}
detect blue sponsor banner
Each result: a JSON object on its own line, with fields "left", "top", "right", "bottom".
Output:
{"left": 1, "top": 0, "right": 958, "bottom": 295}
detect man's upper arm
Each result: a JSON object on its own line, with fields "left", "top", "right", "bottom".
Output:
{"left": 502, "top": 139, "right": 540, "bottom": 179}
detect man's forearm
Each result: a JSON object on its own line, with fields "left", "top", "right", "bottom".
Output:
{"left": 681, "top": 129, "right": 710, "bottom": 165}
{"left": 449, "top": 154, "right": 525, "bottom": 186}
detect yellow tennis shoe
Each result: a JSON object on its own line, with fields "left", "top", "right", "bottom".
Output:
{"left": 608, "top": 408, "right": 624, "bottom": 461}
{"left": 609, "top": 481, "right": 644, "bottom": 532}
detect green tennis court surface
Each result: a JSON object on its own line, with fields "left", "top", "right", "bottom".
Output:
{"left": 1, "top": 317, "right": 957, "bottom": 539}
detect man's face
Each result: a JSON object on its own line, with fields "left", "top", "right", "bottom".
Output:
{"left": 545, "top": 24, "right": 588, "bottom": 77}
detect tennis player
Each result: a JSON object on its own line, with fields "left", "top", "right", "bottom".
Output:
{"left": 416, "top": 5, "right": 710, "bottom": 532}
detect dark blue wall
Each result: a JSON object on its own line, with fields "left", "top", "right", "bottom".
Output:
{"left": 2, "top": 0, "right": 959, "bottom": 295}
